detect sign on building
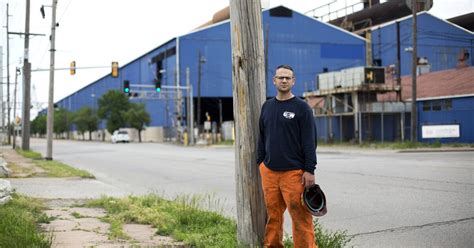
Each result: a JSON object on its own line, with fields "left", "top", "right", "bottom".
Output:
{"left": 421, "top": 124, "right": 460, "bottom": 139}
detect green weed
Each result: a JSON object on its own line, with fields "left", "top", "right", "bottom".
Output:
{"left": 87, "top": 194, "right": 237, "bottom": 247}
{"left": 282, "top": 219, "right": 351, "bottom": 248}
{"left": 0, "top": 193, "right": 53, "bottom": 248}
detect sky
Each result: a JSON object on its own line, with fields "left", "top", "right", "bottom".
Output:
{"left": 0, "top": 0, "right": 473, "bottom": 120}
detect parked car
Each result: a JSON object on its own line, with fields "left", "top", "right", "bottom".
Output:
{"left": 111, "top": 130, "right": 130, "bottom": 143}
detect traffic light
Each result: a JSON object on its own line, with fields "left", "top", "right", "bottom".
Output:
{"left": 154, "top": 79, "right": 161, "bottom": 92}
{"left": 123, "top": 80, "right": 130, "bottom": 93}
{"left": 70, "top": 61, "right": 76, "bottom": 75}
{"left": 111, "top": 61, "right": 119, "bottom": 78}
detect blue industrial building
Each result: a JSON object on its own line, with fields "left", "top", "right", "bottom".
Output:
{"left": 54, "top": 6, "right": 366, "bottom": 141}
{"left": 51, "top": 6, "right": 473, "bottom": 144}
{"left": 411, "top": 67, "right": 474, "bottom": 143}
{"left": 371, "top": 12, "right": 474, "bottom": 76}
{"left": 418, "top": 95, "right": 474, "bottom": 143}
{"left": 309, "top": 12, "right": 474, "bottom": 144}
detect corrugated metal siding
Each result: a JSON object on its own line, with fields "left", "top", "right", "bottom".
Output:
{"left": 418, "top": 96, "right": 474, "bottom": 143}
{"left": 179, "top": 7, "right": 366, "bottom": 98}
{"left": 263, "top": 10, "right": 366, "bottom": 97}
{"left": 372, "top": 13, "right": 474, "bottom": 76}
{"left": 55, "top": 7, "right": 366, "bottom": 128}
{"left": 179, "top": 23, "right": 232, "bottom": 97}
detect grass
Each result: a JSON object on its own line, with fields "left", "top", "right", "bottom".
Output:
{"left": 34, "top": 159, "right": 94, "bottom": 178}
{"left": 283, "top": 219, "right": 352, "bottom": 248}
{"left": 15, "top": 149, "right": 94, "bottom": 178}
{"left": 85, "top": 194, "right": 351, "bottom": 247}
{"left": 86, "top": 194, "right": 238, "bottom": 247}
{"left": 0, "top": 193, "right": 54, "bottom": 248}
{"left": 71, "top": 211, "right": 84, "bottom": 218}
{"left": 0, "top": 162, "right": 34, "bottom": 178}
{"left": 15, "top": 149, "right": 43, "bottom": 159}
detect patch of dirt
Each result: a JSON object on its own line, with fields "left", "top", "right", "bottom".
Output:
{"left": 0, "top": 148, "right": 46, "bottom": 177}
{"left": 42, "top": 199, "right": 187, "bottom": 248}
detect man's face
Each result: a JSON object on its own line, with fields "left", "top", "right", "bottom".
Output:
{"left": 273, "top": 68, "right": 295, "bottom": 93}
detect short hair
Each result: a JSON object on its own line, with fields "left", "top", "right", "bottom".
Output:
{"left": 275, "top": 64, "right": 294, "bottom": 73}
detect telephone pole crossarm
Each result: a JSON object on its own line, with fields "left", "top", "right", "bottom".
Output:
{"left": 8, "top": 31, "right": 45, "bottom": 36}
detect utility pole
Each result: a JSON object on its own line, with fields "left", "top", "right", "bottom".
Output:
{"left": 6, "top": 4, "right": 11, "bottom": 144}
{"left": 186, "top": 67, "right": 194, "bottom": 145}
{"left": 1, "top": 46, "right": 4, "bottom": 139}
{"left": 396, "top": 21, "right": 401, "bottom": 101}
{"left": 46, "top": 0, "right": 58, "bottom": 160}
{"left": 13, "top": 68, "right": 20, "bottom": 149}
{"left": 230, "top": 0, "right": 266, "bottom": 245}
{"left": 411, "top": 0, "right": 417, "bottom": 142}
{"left": 21, "top": 0, "right": 32, "bottom": 151}
{"left": 197, "top": 51, "right": 203, "bottom": 133}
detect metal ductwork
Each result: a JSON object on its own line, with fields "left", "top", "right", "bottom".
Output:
{"left": 330, "top": 0, "right": 431, "bottom": 32}
{"left": 363, "top": 0, "right": 381, "bottom": 9}
{"left": 448, "top": 12, "right": 474, "bottom": 32}
{"left": 195, "top": 6, "right": 230, "bottom": 30}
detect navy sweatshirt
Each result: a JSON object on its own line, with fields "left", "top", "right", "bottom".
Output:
{"left": 257, "top": 96, "right": 317, "bottom": 174}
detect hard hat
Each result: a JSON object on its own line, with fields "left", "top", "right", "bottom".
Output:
{"left": 302, "top": 184, "right": 327, "bottom": 217}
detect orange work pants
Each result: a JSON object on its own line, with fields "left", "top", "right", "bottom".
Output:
{"left": 259, "top": 163, "right": 317, "bottom": 248}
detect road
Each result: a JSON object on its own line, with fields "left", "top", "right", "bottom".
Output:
{"left": 27, "top": 139, "right": 474, "bottom": 247}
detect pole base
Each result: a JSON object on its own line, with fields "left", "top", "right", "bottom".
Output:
{"left": 44, "top": 157, "right": 53, "bottom": 161}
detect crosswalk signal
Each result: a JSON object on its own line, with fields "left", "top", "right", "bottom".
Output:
{"left": 70, "top": 61, "right": 76, "bottom": 75}
{"left": 111, "top": 61, "right": 119, "bottom": 78}
{"left": 154, "top": 79, "right": 161, "bottom": 92}
{"left": 123, "top": 80, "right": 130, "bottom": 93}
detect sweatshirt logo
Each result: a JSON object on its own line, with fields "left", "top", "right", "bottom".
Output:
{"left": 283, "top": 111, "right": 295, "bottom": 119}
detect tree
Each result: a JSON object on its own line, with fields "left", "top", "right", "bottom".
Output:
{"left": 31, "top": 114, "right": 47, "bottom": 137}
{"left": 74, "top": 107, "right": 99, "bottom": 140}
{"left": 53, "top": 108, "right": 73, "bottom": 138}
{"left": 125, "top": 103, "right": 151, "bottom": 142}
{"left": 98, "top": 90, "right": 130, "bottom": 135}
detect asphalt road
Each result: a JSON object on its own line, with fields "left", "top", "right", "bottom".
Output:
{"left": 25, "top": 139, "right": 474, "bottom": 247}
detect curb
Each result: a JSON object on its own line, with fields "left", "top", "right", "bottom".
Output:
{"left": 397, "top": 148, "right": 474, "bottom": 153}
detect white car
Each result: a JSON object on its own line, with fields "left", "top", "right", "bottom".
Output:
{"left": 111, "top": 130, "right": 130, "bottom": 143}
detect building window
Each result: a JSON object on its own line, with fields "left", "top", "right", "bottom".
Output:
{"left": 443, "top": 99, "right": 452, "bottom": 110}
{"left": 422, "top": 102, "right": 430, "bottom": 111}
{"left": 432, "top": 100, "right": 442, "bottom": 111}
{"left": 423, "top": 99, "right": 453, "bottom": 112}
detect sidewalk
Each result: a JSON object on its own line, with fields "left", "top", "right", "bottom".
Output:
{"left": 0, "top": 147, "right": 186, "bottom": 248}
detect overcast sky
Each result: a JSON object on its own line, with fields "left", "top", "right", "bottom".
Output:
{"left": 0, "top": 0, "right": 472, "bottom": 119}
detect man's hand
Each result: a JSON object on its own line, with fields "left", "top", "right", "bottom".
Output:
{"left": 301, "top": 171, "right": 315, "bottom": 188}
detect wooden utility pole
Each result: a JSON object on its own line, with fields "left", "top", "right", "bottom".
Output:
{"left": 46, "top": 0, "right": 58, "bottom": 160}
{"left": 21, "top": 0, "right": 32, "bottom": 151}
{"left": 6, "top": 3, "right": 11, "bottom": 144}
{"left": 229, "top": 0, "right": 266, "bottom": 245}
{"left": 411, "top": 0, "right": 417, "bottom": 142}
{"left": 12, "top": 68, "right": 19, "bottom": 149}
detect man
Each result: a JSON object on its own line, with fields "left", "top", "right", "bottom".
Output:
{"left": 257, "top": 64, "right": 318, "bottom": 248}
